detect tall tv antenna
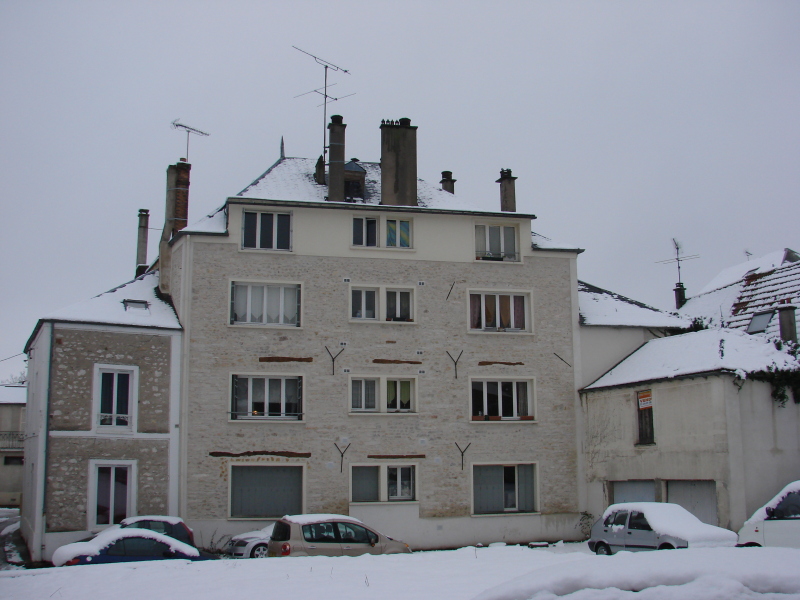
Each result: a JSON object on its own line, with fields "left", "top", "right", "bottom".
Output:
{"left": 171, "top": 119, "right": 209, "bottom": 161}
{"left": 656, "top": 238, "right": 700, "bottom": 284}
{"left": 292, "top": 46, "right": 353, "bottom": 162}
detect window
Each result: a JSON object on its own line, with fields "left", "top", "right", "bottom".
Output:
{"left": 386, "top": 219, "right": 411, "bottom": 248}
{"left": 351, "top": 464, "right": 417, "bottom": 503}
{"left": 336, "top": 522, "right": 378, "bottom": 545}
{"left": 4, "top": 456, "right": 23, "bottom": 466}
{"left": 231, "top": 375, "right": 302, "bottom": 420}
{"left": 243, "top": 211, "right": 291, "bottom": 250}
{"left": 230, "top": 465, "right": 303, "bottom": 518}
{"left": 89, "top": 460, "right": 136, "bottom": 529}
{"left": 93, "top": 365, "right": 138, "bottom": 432}
{"left": 386, "top": 290, "right": 412, "bottom": 321}
{"left": 475, "top": 224, "right": 518, "bottom": 261}
{"left": 351, "top": 379, "right": 378, "bottom": 411}
{"left": 349, "top": 376, "right": 416, "bottom": 414}
{"left": 107, "top": 537, "right": 172, "bottom": 558}
{"left": 230, "top": 282, "right": 300, "bottom": 326}
{"left": 747, "top": 310, "right": 774, "bottom": 334}
{"left": 471, "top": 379, "right": 534, "bottom": 421}
{"left": 771, "top": 491, "right": 800, "bottom": 519}
{"left": 351, "top": 289, "right": 377, "bottom": 320}
{"left": 353, "top": 217, "right": 377, "bottom": 247}
{"left": 628, "top": 511, "right": 652, "bottom": 531}
{"left": 637, "top": 390, "right": 654, "bottom": 445}
{"left": 473, "top": 464, "right": 535, "bottom": 514}
{"left": 469, "top": 292, "right": 527, "bottom": 331}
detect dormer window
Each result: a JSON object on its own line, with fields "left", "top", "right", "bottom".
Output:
{"left": 475, "top": 224, "right": 518, "bottom": 261}
{"left": 122, "top": 300, "right": 149, "bottom": 312}
{"left": 747, "top": 310, "right": 774, "bottom": 334}
{"left": 344, "top": 158, "right": 366, "bottom": 201}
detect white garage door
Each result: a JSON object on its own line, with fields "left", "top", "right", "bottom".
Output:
{"left": 667, "top": 480, "right": 718, "bottom": 525}
{"left": 612, "top": 480, "right": 656, "bottom": 503}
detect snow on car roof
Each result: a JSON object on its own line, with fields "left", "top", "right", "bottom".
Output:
{"left": 602, "top": 502, "right": 737, "bottom": 547}
{"left": 51, "top": 526, "right": 199, "bottom": 567}
{"left": 121, "top": 515, "right": 186, "bottom": 526}
{"left": 745, "top": 480, "right": 800, "bottom": 524}
{"left": 282, "top": 514, "right": 364, "bottom": 525}
{"left": 231, "top": 523, "right": 275, "bottom": 542}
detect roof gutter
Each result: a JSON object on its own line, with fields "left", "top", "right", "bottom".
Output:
{"left": 581, "top": 369, "right": 739, "bottom": 393}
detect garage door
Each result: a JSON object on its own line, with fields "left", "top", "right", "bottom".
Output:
{"left": 612, "top": 480, "right": 655, "bottom": 503}
{"left": 667, "top": 480, "right": 718, "bottom": 525}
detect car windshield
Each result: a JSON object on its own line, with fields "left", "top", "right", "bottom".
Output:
{"left": 773, "top": 491, "right": 800, "bottom": 519}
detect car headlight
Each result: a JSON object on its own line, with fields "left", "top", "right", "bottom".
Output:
{"left": 233, "top": 540, "right": 249, "bottom": 547}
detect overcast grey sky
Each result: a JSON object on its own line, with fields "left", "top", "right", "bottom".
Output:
{"left": 1, "top": 1, "right": 798, "bottom": 380}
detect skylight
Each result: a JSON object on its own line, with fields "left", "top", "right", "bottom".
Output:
{"left": 122, "top": 299, "right": 150, "bottom": 313}
{"left": 746, "top": 310, "right": 774, "bottom": 334}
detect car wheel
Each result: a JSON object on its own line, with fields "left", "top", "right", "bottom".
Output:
{"left": 658, "top": 543, "right": 674, "bottom": 550}
{"left": 250, "top": 544, "right": 269, "bottom": 558}
{"left": 595, "top": 543, "right": 611, "bottom": 555}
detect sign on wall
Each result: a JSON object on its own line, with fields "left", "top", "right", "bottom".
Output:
{"left": 637, "top": 390, "right": 652, "bottom": 410}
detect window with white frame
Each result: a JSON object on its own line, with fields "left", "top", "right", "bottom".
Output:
{"left": 386, "top": 219, "right": 411, "bottom": 248}
{"left": 351, "top": 288, "right": 378, "bottom": 320}
{"left": 230, "top": 465, "right": 303, "bottom": 518}
{"left": 471, "top": 379, "right": 534, "bottom": 420}
{"left": 469, "top": 292, "right": 528, "bottom": 331}
{"left": 475, "top": 224, "right": 518, "bottom": 261}
{"left": 351, "top": 464, "right": 416, "bottom": 503}
{"left": 230, "top": 282, "right": 301, "bottom": 326}
{"left": 386, "top": 289, "right": 413, "bottom": 321}
{"left": 473, "top": 464, "right": 535, "bottom": 514}
{"left": 349, "top": 376, "right": 416, "bottom": 414}
{"left": 243, "top": 211, "right": 291, "bottom": 250}
{"left": 353, "top": 217, "right": 377, "bottom": 247}
{"left": 94, "top": 365, "right": 137, "bottom": 431}
{"left": 90, "top": 461, "right": 136, "bottom": 528}
{"left": 231, "top": 375, "right": 303, "bottom": 420}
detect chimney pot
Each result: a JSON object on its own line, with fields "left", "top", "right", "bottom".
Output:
{"left": 674, "top": 282, "right": 687, "bottom": 309}
{"left": 440, "top": 171, "right": 456, "bottom": 194}
{"left": 136, "top": 209, "right": 150, "bottom": 277}
{"left": 327, "top": 115, "right": 347, "bottom": 202}
{"left": 380, "top": 118, "right": 418, "bottom": 206}
{"left": 496, "top": 168, "right": 518, "bottom": 212}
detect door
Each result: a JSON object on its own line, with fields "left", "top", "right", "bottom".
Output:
{"left": 667, "top": 480, "right": 718, "bottom": 525}
{"left": 300, "top": 522, "right": 342, "bottom": 556}
{"left": 336, "top": 522, "right": 381, "bottom": 556}
{"left": 599, "top": 510, "right": 629, "bottom": 553}
{"left": 625, "top": 510, "right": 658, "bottom": 551}
{"left": 763, "top": 491, "right": 800, "bottom": 548}
{"left": 612, "top": 480, "right": 656, "bottom": 503}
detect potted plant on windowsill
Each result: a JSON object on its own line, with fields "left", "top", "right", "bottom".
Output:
{"left": 519, "top": 415, "right": 535, "bottom": 421}
{"left": 488, "top": 415, "right": 502, "bottom": 421}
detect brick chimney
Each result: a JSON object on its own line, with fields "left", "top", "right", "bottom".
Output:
{"left": 440, "top": 171, "right": 456, "bottom": 194}
{"left": 496, "top": 169, "right": 517, "bottom": 212}
{"left": 327, "top": 115, "right": 346, "bottom": 202}
{"left": 777, "top": 302, "right": 797, "bottom": 344}
{"left": 136, "top": 209, "right": 149, "bottom": 277}
{"left": 674, "top": 282, "right": 687, "bottom": 310}
{"left": 158, "top": 159, "right": 190, "bottom": 296}
{"left": 380, "top": 118, "right": 418, "bottom": 206}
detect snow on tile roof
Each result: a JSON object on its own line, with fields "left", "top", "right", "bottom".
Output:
{"left": 531, "top": 231, "right": 583, "bottom": 252}
{"left": 0, "top": 385, "right": 26, "bottom": 405}
{"left": 45, "top": 271, "right": 181, "bottom": 329}
{"left": 579, "top": 281, "right": 691, "bottom": 328}
{"left": 185, "top": 205, "right": 227, "bottom": 234}
{"left": 236, "top": 157, "right": 492, "bottom": 213}
{"left": 584, "top": 328, "right": 800, "bottom": 390}
{"left": 681, "top": 249, "right": 799, "bottom": 339}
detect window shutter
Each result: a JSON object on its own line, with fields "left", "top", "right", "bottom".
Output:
{"left": 473, "top": 465, "right": 504, "bottom": 514}
{"left": 230, "top": 282, "right": 236, "bottom": 324}
{"left": 295, "top": 286, "right": 301, "bottom": 327}
{"left": 517, "top": 464, "right": 535, "bottom": 512}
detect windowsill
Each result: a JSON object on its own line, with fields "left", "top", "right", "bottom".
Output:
{"left": 228, "top": 323, "right": 303, "bottom": 330}
{"left": 349, "top": 501, "right": 419, "bottom": 506}
{"left": 349, "top": 411, "right": 418, "bottom": 416}
{"left": 239, "top": 248, "right": 294, "bottom": 254}
{"left": 470, "top": 417, "right": 536, "bottom": 423}
{"left": 635, "top": 442, "right": 656, "bottom": 447}
{"left": 471, "top": 511, "right": 539, "bottom": 518}
{"left": 349, "top": 319, "right": 417, "bottom": 325}
{"left": 467, "top": 329, "right": 533, "bottom": 336}
{"left": 94, "top": 427, "right": 135, "bottom": 436}
{"left": 350, "top": 246, "right": 416, "bottom": 252}
{"left": 228, "top": 418, "right": 305, "bottom": 423}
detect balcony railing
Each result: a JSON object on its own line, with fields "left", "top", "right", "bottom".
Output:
{"left": 0, "top": 431, "right": 24, "bottom": 450}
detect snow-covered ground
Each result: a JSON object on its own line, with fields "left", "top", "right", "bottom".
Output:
{"left": 1, "top": 544, "right": 799, "bottom": 600}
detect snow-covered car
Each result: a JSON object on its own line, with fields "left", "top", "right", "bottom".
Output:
{"left": 52, "top": 527, "right": 217, "bottom": 566}
{"left": 738, "top": 481, "right": 800, "bottom": 548}
{"left": 267, "top": 514, "right": 411, "bottom": 557}
{"left": 227, "top": 523, "right": 275, "bottom": 558}
{"left": 119, "top": 515, "right": 195, "bottom": 547}
{"left": 588, "top": 502, "right": 737, "bottom": 555}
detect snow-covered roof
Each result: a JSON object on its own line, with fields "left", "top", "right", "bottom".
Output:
{"left": 236, "top": 156, "right": 498, "bottom": 213}
{"left": 681, "top": 249, "right": 799, "bottom": 340}
{"left": 531, "top": 231, "right": 583, "bottom": 252}
{"left": 601, "top": 502, "right": 737, "bottom": 547}
{"left": 585, "top": 328, "right": 800, "bottom": 390}
{"left": 42, "top": 272, "right": 181, "bottom": 330}
{"left": 185, "top": 205, "right": 227, "bottom": 234}
{"left": 579, "top": 281, "right": 691, "bottom": 329}
{"left": 0, "top": 385, "right": 26, "bottom": 405}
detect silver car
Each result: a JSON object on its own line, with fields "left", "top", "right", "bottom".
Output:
{"left": 227, "top": 523, "right": 275, "bottom": 558}
{"left": 588, "top": 502, "right": 737, "bottom": 555}
{"left": 267, "top": 514, "right": 411, "bottom": 557}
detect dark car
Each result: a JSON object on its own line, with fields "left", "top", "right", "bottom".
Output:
{"left": 52, "top": 528, "right": 217, "bottom": 566}
{"left": 119, "top": 515, "right": 195, "bottom": 546}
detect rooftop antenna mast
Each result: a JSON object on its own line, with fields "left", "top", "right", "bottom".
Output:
{"left": 292, "top": 46, "right": 353, "bottom": 162}
{"left": 656, "top": 238, "right": 700, "bottom": 285}
{"left": 171, "top": 120, "right": 210, "bottom": 161}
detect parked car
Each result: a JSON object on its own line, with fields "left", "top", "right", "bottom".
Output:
{"left": 588, "top": 502, "right": 737, "bottom": 555}
{"left": 266, "top": 514, "right": 411, "bottom": 557}
{"left": 227, "top": 523, "right": 275, "bottom": 558}
{"left": 119, "top": 515, "right": 195, "bottom": 546}
{"left": 738, "top": 481, "right": 800, "bottom": 548}
{"left": 52, "top": 527, "right": 217, "bottom": 566}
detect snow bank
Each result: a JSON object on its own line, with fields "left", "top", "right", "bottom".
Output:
{"left": 51, "top": 527, "right": 198, "bottom": 567}
{"left": 745, "top": 481, "right": 800, "bottom": 525}
{"left": 601, "top": 503, "right": 737, "bottom": 547}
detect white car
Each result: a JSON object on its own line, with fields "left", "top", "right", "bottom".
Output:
{"left": 738, "top": 481, "right": 800, "bottom": 548}
{"left": 227, "top": 523, "right": 275, "bottom": 558}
